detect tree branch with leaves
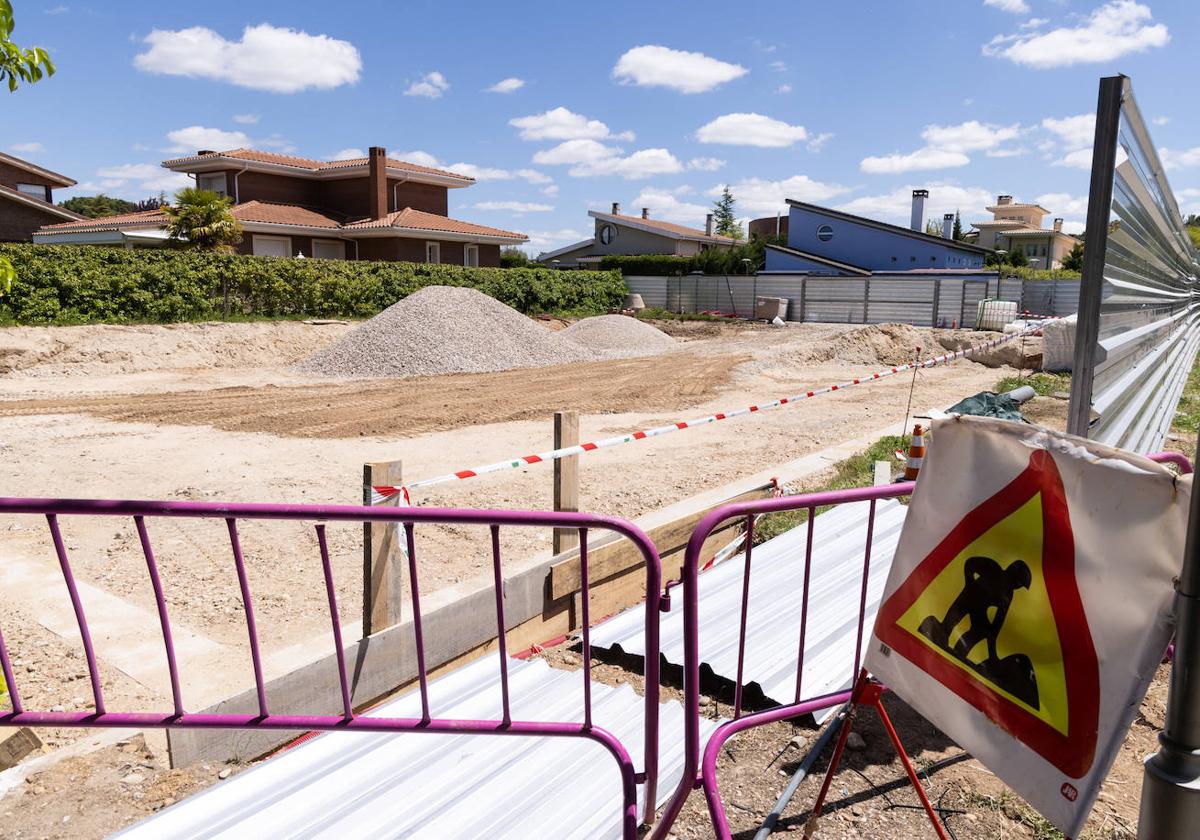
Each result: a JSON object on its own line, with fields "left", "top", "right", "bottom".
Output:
{"left": 1, "top": 1, "right": 54, "bottom": 92}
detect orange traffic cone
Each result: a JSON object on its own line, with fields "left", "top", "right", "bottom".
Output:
{"left": 903, "top": 424, "right": 925, "bottom": 481}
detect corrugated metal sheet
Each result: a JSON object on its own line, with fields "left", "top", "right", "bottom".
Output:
{"left": 1021, "top": 279, "right": 1081, "bottom": 318}
{"left": 117, "top": 654, "right": 716, "bottom": 839}
{"left": 591, "top": 500, "right": 906, "bottom": 711}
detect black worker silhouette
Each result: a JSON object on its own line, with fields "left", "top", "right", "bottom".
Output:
{"left": 917, "top": 555, "right": 1039, "bottom": 709}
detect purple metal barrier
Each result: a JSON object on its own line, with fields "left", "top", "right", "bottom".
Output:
{"left": 0, "top": 498, "right": 663, "bottom": 839}
{"left": 649, "top": 449, "right": 1191, "bottom": 840}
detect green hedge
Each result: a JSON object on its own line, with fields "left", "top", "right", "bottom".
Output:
{"left": 0, "top": 244, "right": 626, "bottom": 325}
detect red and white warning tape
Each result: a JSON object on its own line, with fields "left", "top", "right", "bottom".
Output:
{"left": 372, "top": 323, "right": 1047, "bottom": 504}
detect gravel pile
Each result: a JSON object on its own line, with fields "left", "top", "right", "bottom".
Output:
{"left": 561, "top": 315, "right": 676, "bottom": 358}
{"left": 297, "top": 286, "right": 596, "bottom": 378}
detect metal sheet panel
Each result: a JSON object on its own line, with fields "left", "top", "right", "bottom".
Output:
{"left": 118, "top": 654, "right": 715, "bottom": 840}
{"left": 592, "top": 500, "right": 906, "bottom": 709}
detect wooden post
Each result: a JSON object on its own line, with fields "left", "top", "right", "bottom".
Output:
{"left": 553, "top": 411, "right": 580, "bottom": 555}
{"left": 363, "top": 460, "right": 404, "bottom": 638}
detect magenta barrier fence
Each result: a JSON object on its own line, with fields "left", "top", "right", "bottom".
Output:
{"left": 648, "top": 449, "right": 1192, "bottom": 840}
{"left": 0, "top": 498, "right": 663, "bottom": 839}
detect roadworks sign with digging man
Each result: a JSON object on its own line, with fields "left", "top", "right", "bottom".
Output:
{"left": 866, "top": 416, "right": 1191, "bottom": 835}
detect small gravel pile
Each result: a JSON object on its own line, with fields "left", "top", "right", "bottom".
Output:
{"left": 561, "top": 315, "right": 676, "bottom": 359}
{"left": 297, "top": 286, "right": 595, "bottom": 378}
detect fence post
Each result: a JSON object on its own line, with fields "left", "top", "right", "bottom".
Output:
{"left": 363, "top": 460, "right": 404, "bottom": 638}
{"left": 862, "top": 278, "right": 871, "bottom": 324}
{"left": 798, "top": 278, "right": 807, "bottom": 323}
{"left": 553, "top": 411, "right": 580, "bottom": 555}
{"left": 959, "top": 281, "right": 968, "bottom": 326}
{"left": 931, "top": 279, "right": 941, "bottom": 327}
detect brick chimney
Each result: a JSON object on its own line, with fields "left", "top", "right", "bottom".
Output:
{"left": 997, "top": 194, "right": 1013, "bottom": 205}
{"left": 611, "top": 201, "right": 621, "bottom": 215}
{"left": 705, "top": 213, "right": 714, "bottom": 236}
{"left": 1053, "top": 217, "right": 1064, "bottom": 232}
{"left": 641, "top": 207, "right": 649, "bottom": 219}
{"left": 368, "top": 146, "right": 388, "bottom": 218}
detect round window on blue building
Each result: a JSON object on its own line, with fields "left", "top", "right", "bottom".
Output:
{"left": 816, "top": 224, "right": 834, "bottom": 242}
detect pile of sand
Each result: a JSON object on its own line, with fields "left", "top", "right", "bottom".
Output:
{"left": 561, "top": 315, "right": 675, "bottom": 358}
{"left": 297, "top": 286, "right": 596, "bottom": 378}
{"left": 793, "top": 323, "right": 985, "bottom": 367}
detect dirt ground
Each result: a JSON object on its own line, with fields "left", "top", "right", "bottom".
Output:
{"left": 0, "top": 315, "right": 1042, "bottom": 835}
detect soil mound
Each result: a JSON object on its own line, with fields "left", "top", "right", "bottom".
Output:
{"left": 297, "top": 286, "right": 594, "bottom": 378}
{"left": 561, "top": 315, "right": 676, "bottom": 358}
{"left": 794, "top": 323, "right": 989, "bottom": 367}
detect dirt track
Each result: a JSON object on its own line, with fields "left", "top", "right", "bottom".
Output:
{"left": 0, "top": 350, "right": 747, "bottom": 438}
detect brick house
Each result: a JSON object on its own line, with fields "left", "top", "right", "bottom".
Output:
{"left": 34, "top": 147, "right": 526, "bottom": 265}
{"left": 0, "top": 151, "right": 82, "bottom": 242}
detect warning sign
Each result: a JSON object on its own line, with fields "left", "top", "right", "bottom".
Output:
{"left": 866, "top": 417, "right": 1190, "bottom": 835}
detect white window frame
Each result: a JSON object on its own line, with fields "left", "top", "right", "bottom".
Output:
{"left": 426, "top": 241, "right": 441, "bottom": 264}
{"left": 197, "top": 173, "right": 228, "bottom": 197}
{"left": 252, "top": 234, "right": 292, "bottom": 258}
{"left": 464, "top": 244, "right": 479, "bottom": 267}
{"left": 16, "top": 183, "right": 46, "bottom": 200}
{"left": 311, "top": 239, "right": 346, "bottom": 261}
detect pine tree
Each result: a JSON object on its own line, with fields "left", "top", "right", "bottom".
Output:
{"left": 953, "top": 210, "right": 963, "bottom": 241}
{"left": 712, "top": 187, "right": 744, "bottom": 240}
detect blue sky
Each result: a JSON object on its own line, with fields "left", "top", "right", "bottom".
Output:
{"left": 5, "top": 0, "right": 1198, "bottom": 254}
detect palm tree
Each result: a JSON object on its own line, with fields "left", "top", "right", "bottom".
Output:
{"left": 165, "top": 188, "right": 243, "bottom": 251}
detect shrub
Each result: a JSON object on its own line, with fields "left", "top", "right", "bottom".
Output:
{"left": 600, "top": 235, "right": 784, "bottom": 276}
{"left": 0, "top": 244, "right": 625, "bottom": 325}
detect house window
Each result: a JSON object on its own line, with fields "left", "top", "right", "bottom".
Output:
{"left": 197, "top": 173, "right": 228, "bottom": 197}
{"left": 312, "top": 239, "right": 346, "bottom": 260}
{"left": 426, "top": 242, "right": 441, "bottom": 264}
{"left": 16, "top": 183, "right": 47, "bottom": 200}
{"left": 252, "top": 235, "right": 291, "bottom": 258}
{"left": 599, "top": 224, "right": 616, "bottom": 245}
{"left": 464, "top": 245, "right": 479, "bottom": 267}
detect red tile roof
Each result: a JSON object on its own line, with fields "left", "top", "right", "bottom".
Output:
{"left": 231, "top": 200, "right": 341, "bottom": 228}
{"left": 342, "top": 207, "right": 526, "bottom": 240}
{"left": 160, "top": 148, "right": 473, "bottom": 182}
{"left": 37, "top": 208, "right": 168, "bottom": 232}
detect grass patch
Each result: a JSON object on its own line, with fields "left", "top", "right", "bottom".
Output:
{"left": 994, "top": 371, "right": 1071, "bottom": 397}
{"left": 635, "top": 307, "right": 736, "bottom": 322}
{"left": 754, "top": 434, "right": 911, "bottom": 544}
{"left": 1167, "top": 356, "right": 1200, "bottom": 458}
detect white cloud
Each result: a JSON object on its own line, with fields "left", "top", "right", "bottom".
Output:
{"left": 1176, "top": 188, "right": 1200, "bottom": 216}
{"left": 404, "top": 71, "right": 449, "bottom": 99}
{"left": 486, "top": 77, "right": 525, "bottom": 94}
{"left": 474, "top": 201, "right": 553, "bottom": 213}
{"left": 1021, "top": 17, "right": 1049, "bottom": 29}
{"left": 807, "top": 132, "right": 834, "bottom": 152}
{"left": 232, "top": 113, "right": 260, "bottom": 125}
{"left": 716, "top": 175, "right": 852, "bottom": 217}
{"left": 921, "top": 120, "right": 1022, "bottom": 152}
{"left": 696, "top": 113, "right": 807, "bottom": 148}
{"left": 330, "top": 147, "right": 365, "bottom": 160}
{"left": 541, "top": 184, "right": 559, "bottom": 197}
{"left": 1054, "top": 148, "right": 1094, "bottom": 169}
{"left": 776, "top": 83, "right": 792, "bottom": 94}
{"left": 1041, "top": 114, "right": 1096, "bottom": 148}
{"left": 392, "top": 150, "right": 442, "bottom": 168}
{"left": 769, "top": 60, "right": 788, "bottom": 72}
{"left": 510, "top": 107, "right": 632, "bottom": 142}
{"left": 1160, "top": 147, "right": 1200, "bottom": 170}
{"left": 532, "top": 139, "right": 617, "bottom": 166}
{"left": 627, "top": 188, "right": 711, "bottom": 223}
{"left": 9, "top": 142, "right": 44, "bottom": 153}
{"left": 96, "top": 163, "right": 162, "bottom": 180}
{"left": 87, "top": 163, "right": 192, "bottom": 197}
{"left": 986, "top": 147, "right": 1028, "bottom": 158}
{"left": 983, "top": 0, "right": 1029, "bottom": 13}
{"left": 983, "top": 0, "right": 1169, "bottom": 68}
{"left": 527, "top": 228, "right": 588, "bottom": 256}
{"left": 44, "top": 5, "right": 69, "bottom": 14}
{"left": 390, "top": 149, "right": 552, "bottom": 183}
{"left": 688, "top": 156, "right": 725, "bottom": 172}
{"left": 861, "top": 147, "right": 970, "bottom": 174}
{"left": 839, "top": 183, "right": 996, "bottom": 227}
{"left": 612, "top": 45, "right": 747, "bottom": 94}
{"left": 1152, "top": 115, "right": 1170, "bottom": 126}
{"left": 1036, "top": 191, "right": 1089, "bottom": 230}
{"left": 573, "top": 148, "right": 684, "bottom": 179}
{"left": 163, "top": 125, "right": 251, "bottom": 154}
{"left": 134, "top": 24, "right": 361, "bottom": 93}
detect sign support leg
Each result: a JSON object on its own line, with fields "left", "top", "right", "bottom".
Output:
{"left": 805, "top": 669, "right": 948, "bottom": 839}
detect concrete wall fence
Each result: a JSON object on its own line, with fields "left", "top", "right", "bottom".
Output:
{"left": 625, "top": 273, "right": 1066, "bottom": 329}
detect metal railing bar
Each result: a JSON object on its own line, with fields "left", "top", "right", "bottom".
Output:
{"left": 851, "top": 500, "right": 878, "bottom": 677}
{"left": 793, "top": 508, "right": 816, "bottom": 704}
{"left": 579, "top": 527, "right": 592, "bottom": 729}
{"left": 315, "top": 524, "right": 352, "bottom": 720}
{"left": 0, "top": 618, "right": 22, "bottom": 714}
{"left": 134, "top": 516, "right": 184, "bottom": 718}
{"left": 733, "top": 514, "right": 755, "bottom": 719}
{"left": 404, "top": 522, "right": 431, "bottom": 723}
{"left": 490, "top": 524, "right": 511, "bottom": 726}
{"left": 225, "top": 518, "right": 268, "bottom": 718}
{"left": 45, "top": 514, "right": 106, "bottom": 715}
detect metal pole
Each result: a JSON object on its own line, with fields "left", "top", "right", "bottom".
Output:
{"left": 1139, "top": 432, "right": 1200, "bottom": 837}
{"left": 1067, "top": 75, "right": 1125, "bottom": 438}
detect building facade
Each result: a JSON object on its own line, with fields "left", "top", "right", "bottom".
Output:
{"left": 968, "top": 195, "right": 1080, "bottom": 269}
{"left": 34, "top": 147, "right": 526, "bottom": 264}
{"left": 0, "top": 152, "right": 82, "bottom": 242}
{"left": 537, "top": 203, "right": 734, "bottom": 267}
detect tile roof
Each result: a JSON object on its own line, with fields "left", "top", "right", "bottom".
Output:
{"left": 342, "top": 207, "right": 526, "bottom": 239}
{"left": 160, "top": 148, "right": 473, "bottom": 182}
{"left": 592, "top": 210, "right": 734, "bottom": 243}
{"left": 231, "top": 200, "right": 341, "bottom": 228}
{"left": 36, "top": 208, "right": 168, "bottom": 232}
